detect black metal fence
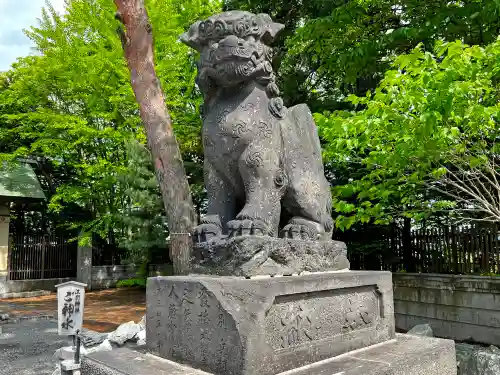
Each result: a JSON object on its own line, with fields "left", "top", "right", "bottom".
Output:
{"left": 340, "top": 225, "right": 500, "bottom": 275}
{"left": 8, "top": 233, "right": 78, "bottom": 280}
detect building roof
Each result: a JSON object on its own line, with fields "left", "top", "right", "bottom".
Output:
{"left": 0, "top": 162, "right": 46, "bottom": 201}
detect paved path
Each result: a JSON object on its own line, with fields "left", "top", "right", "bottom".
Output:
{"left": 0, "top": 319, "right": 72, "bottom": 375}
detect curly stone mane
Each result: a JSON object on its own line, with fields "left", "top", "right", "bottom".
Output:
{"left": 180, "top": 11, "right": 284, "bottom": 104}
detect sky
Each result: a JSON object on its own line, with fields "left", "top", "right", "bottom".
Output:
{"left": 0, "top": 0, "right": 66, "bottom": 71}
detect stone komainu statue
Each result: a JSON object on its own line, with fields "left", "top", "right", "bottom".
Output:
{"left": 181, "top": 11, "right": 334, "bottom": 244}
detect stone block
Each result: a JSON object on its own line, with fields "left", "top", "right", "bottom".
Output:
{"left": 107, "top": 321, "right": 141, "bottom": 346}
{"left": 146, "top": 271, "right": 395, "bottom": 375}
{"left": 287, "top": 333, "right": 457, "bottom": 375}
{"left": 61, "top": 359, "right": 81, "bottom": 374}
{"left": 192, "top": 236, "right": 349, "bottom": 277}
{"left": 77, "top": 245, "right": 92, "bottom": 288}
{"left": 81, "top": 347, "right": 212, "bottom": 375}
{"left": 80, "top": 334, "right": 456, "bottom": 375}
{"left": 407, "top": 323, "right": 433, "bottom": 337}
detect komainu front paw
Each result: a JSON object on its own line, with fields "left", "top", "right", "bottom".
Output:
{"left": 193, "top": 215, "right": 222, "bottom": 244}
{"left": 280, "top": 217, "right": 323, "bottom": 240}
{"left": 227, "top": 218, "right": 269, "bottom": 237}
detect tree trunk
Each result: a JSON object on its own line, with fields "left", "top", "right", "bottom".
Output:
{"left": 114, "top": 0, "right": 197, "bottom": 275}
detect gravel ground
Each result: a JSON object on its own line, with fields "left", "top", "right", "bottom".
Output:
{"left": 0, "top": 319, "right": 72, "bottom": 375}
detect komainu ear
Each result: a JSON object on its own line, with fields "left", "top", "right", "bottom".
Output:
{"left": 261, "top": 21, "right": 285, "bottom": 44}
{"left": 180, "top": 21, "right": 203, "bottom": 51}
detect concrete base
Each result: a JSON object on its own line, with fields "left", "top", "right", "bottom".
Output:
{"left": 61, "top": 359, "right": 81, "bottom": 375}
{"left": 80, "top": 334, "right": 457, "bottom": 375}
{"left": 0, "top": 277, "right": 70, "bottom": 296}
{"left": 0, "top": 289, "right": 51, "bottom": 299}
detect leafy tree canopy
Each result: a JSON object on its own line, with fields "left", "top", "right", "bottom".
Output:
{"left": 0, "top": 0, "right": 220, "bottom": 257}
{"left": 225, "top": 0, "right": 500, "bottom": 112}
{"left": 317, "top": 39, "right": 500, "bottom": 230}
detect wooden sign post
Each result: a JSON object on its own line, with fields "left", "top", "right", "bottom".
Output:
{"left": 56, "top": 280, "right": 87, "bottom": 364}
{"left": 56, "top": 281, "right": 87, "bottom": 336}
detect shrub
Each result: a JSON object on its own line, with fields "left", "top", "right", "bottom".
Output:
{"left": 116, "top": 277, "right": 147, "bottom": 289}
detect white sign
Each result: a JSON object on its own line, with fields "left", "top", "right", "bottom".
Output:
{"left": 55, "top": 281, "right": 87, "bottom": 336}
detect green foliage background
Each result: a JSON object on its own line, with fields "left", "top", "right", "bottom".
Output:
{"left": 0, "top": 0, "right": 220, "bottom": 265}
{"left": 2, "top": 0, "right": 500, "bottom": 268}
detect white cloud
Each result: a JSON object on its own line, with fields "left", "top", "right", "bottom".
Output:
{"left": 0, "top": 0, "right": 66, "bottom": 71}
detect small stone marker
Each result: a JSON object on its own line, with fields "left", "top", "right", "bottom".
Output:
{"left": 55, "top": 281, "right": 87, "bottom": 336}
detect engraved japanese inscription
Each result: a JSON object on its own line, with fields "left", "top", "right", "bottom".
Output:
{"left": 279, "top": 303, "right": 316, "bottom": 348}
{"left": 147, "top": 273, "right": 395, "bottom": 375}
{"left": 148, "top": 281, "right": 243, "bottom": 374}
{"left": 56, "top": 281, "right": 86, "bottom": 336}
{"left": 265, "top": 286, "right": 380, "bottom": 351}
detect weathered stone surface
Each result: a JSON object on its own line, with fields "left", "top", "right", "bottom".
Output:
{"left": 107, "top": 321, "right": 141, "bottom": 346}
{"left": 288, "top": 333, "right": 457, "bottom": 375}
{"left": 146, "top": 271, "right": 394, "bottom": 375}
{"left": 80, "top": 334, "right": 456, "bottom": 375}
{"left": 80, "top": 329, "right": 109, "bottom": 347}
{"left": 81, "top": 347, "right": 212, "bottom": 375}
{"left": 61, "top": 359, "right": 81, "bottom": 372}
{"left": 192, "top": 236, "right": 349, "bottom": 276}
{"left": 55, "top": 346, "right": 89, "bottom": 361}
{"left": 458, "top": 344, "right": 500, "bottom": 375}
{"left": 136, "top": 330, "right": 146, "bottom": 346}
{"left": 87, "top": 339, "right": 113, "bottom": 354}
{"left": 455, "top": 342, "right": 478, "bottom": 370}
{"left": 407, "top": 323, "right": 433, "bottom": 337}
{"left": 138, "top": 314, "right": 146, "bottom": 330}
{"left": 180, "top": 11, "right": 336, "bottom": 248}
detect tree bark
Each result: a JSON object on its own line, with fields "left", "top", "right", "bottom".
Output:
{"left": 114, "top": 0, "right": 197, "bottom": 275}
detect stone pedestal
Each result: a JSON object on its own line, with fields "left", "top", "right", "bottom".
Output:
{"left": 80, "top": 270, "right": 456, "bottom": 375}
{"left": 146, "top": 271, "right": 395, "bottom": 375}
{"left": 82, "top": 334, "right": 457, "bottom": 375}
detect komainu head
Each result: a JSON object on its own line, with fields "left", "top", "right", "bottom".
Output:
{"left": 180, "top": 11, "right": 285, "bottom": 97}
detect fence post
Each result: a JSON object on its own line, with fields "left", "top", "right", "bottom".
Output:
{"left": 451, "top": 226, "right": 458, "bottom": 273}
{"left": 0, "top": 207, "right": 10, "bottom": 281}
{"left": 77, "top": 237, "right": 92, "bottom": 291}
{"left": 402, "top": 218, "right": 414, "bottom": 272}
{"left": 41, "top": 235, "right": 47, "bottom": 280}
{"left": 483, "top": 230, "right": 490, "bottom": 273}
